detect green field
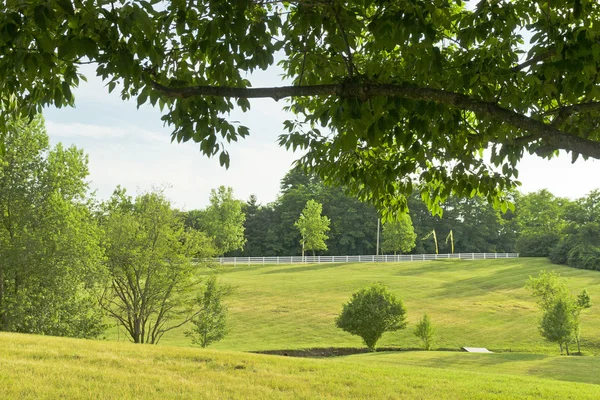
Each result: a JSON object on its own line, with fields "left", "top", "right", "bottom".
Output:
{"left": 127, "top": 258, "right": 600, "bottom": 354}
{"left": 2, "top": 333, "right": 600, "bottom": 399}
{"left": 3, "top": 257, "right": 600, "bottom": 398}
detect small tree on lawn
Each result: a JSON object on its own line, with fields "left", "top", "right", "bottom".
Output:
{"left": 413, "top": 313, "right": 436, "bottom": 350}
{"left": 573, "top": 290, "right": 592, "bottom": 354}
{"left": 295, "top": 199, "right": 330, "bottom": 256}
{"left": 335, "top": 283, "right": 407, "bottom": 351}
{"left": 185, "top": 275, "right": 231, "bottom": 348}
{"left": 539, "top": 297, "right": 576, "bottom": 355}
{"left": 526, "top": 270, "right": 592, "bottom": 354}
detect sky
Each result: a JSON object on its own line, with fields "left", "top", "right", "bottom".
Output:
{"left": 43, "top": 64, "right": 600, "bottom": 210}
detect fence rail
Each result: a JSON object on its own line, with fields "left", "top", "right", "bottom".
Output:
{"left": 214, "top": 253, "right": 519, "bottom": 266}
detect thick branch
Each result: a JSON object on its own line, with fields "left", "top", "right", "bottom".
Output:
{"left": 545, "top": 102, "right": 600, "bottom": 115}
{"left": 150, "top": 81, "right": 600, "bottom": 159}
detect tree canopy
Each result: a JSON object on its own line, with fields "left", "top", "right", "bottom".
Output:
{"left": 295, "top": 199, "right": 330, "bottom": 256}
{"left": 2, "top": 0, "right": 600, "bottom": 215}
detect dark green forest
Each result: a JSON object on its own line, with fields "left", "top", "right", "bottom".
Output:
{"left": 207, "top": 168, "right": 599, "bottom": 275}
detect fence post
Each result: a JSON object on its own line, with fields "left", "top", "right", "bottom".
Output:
{"left": 346, "top": 256, "right": 349, "bottom": 263}
{"left": 277, "top": 256, "right": 280, "bottom": 265}
{"left": 234, "top": 257, "right": 237, "bottom": 267}
{"left": 263, "top": 257, "right": 265, "bottom": 266}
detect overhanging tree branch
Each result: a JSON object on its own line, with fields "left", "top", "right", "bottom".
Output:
{"left": 511, "top": 49, "right": 557, "bottom": 72}
{"left": 150, "top": 80, "right": 600, "bottom": 159}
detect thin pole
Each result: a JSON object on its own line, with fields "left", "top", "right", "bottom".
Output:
{"left": 376, "top": 218, "right": 380, "bottom": 257}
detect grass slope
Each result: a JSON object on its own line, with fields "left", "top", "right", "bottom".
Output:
{"left": 1, "top": 333, "right": 599, "bottom": 399}
{"left": 140, "top": 258, "right": 600, "bottom": 354}
{"left": 344, "top": 351, "right": 600, "bottom": 386}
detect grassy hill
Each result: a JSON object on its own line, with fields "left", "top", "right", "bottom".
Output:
{"left": 1, "top": 333, "right": 600, "bottom": 399}
{"left": 3, "top": 258, "right": 600, "bottom": 398}
{"left": 130, "top": 258, "right": 600, "bottom": 354}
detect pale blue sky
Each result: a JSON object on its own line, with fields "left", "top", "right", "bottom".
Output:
{"left": 43, "top": 65, "right": 600, "bottom": 210}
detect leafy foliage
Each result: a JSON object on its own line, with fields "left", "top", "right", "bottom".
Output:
{"left": 3, "top": 1, "right": 600, "bottom": 215}
{"left": 0, "top": 117, "right": 105, "bottom": 338}
{"left": 413, "top": 313, "right": 436, "bottom": 351}
{"left": 516, "top": 190, "right": 568, "bottom": 257}
{"left": 101, "top": 188, "right": 216, "bottom": 344}
{"left": 185, "top": 275, "right": 230, "bottom": 348}
{"left": 335, "top": 283, "right": 407, "bottom": 351}
{"left": 200, "top": 186, "right": 246, "bottom": 256}
{"left": 381, "top": 213, "right": 417, "bottom": 254}
{"left": 526, "top": 270, "right": 593, "bottom": 354}
{"left": 539, "top": 297, "right": 576, "bottom": 355}
{"left": 295, "top": 199, "right": 330, "bottom": 256}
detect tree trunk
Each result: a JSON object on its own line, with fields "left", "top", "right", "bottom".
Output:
{"left": 559, "top": 342, "right": 563, "bottom": 354}
{"left": 577, "top": 336, "right": 581, "bottom": 354}
{"left": 0, "top": 265, "right": 5, "bottom": 330}
{"left": 312, "top": 249, "right": 315, "bottom": 256}
{"left": 565, "top": 342, "right": 570, "bottom": 355}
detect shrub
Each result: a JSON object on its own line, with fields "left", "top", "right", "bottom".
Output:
{"left": 567, "top": 244, "right": 600, "bottom": 271}
{"left": 413, "top": 313, "right": 436, "bottom": 350}
{"left": 335, "top": 283, "right": 407, "bottom": 351}
{"left": 185, "top": 276, "right": 231, "bottom": 348}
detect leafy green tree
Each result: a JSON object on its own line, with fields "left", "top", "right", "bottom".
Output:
{"left": 527, "top": 271, "right": 592, "bottom": 354}
{"left": 185, "top": 275, "right": 231, "bottom": 348}
{"left": 413, "top": 313, "right": 436, "bottom": 351}
{"left": 573, "top": 290, "right": 592, "bottom": 354}
{"left": 0, "top": 117, "right": 105, "bottom": 338}
{"left": 551, "top": 191, "right": 600, "bottom": 270}
{"left": 381, "top": 213, "right": 417, "bottom": 255}
{"left": 335, "top": 283, "right": 408, "bottom": 351}
{"left": 526, "top": 270, "right": 571, "bottom": 311}
{"left": 295, "top": 199, "right": 330, "bottom": 256}
{"left": 539, "top": 297, "right": 576, "bottom": 355}
{"left": 4, "top": 2, "right": 600, "bottom": 216}
{"left": 101, "top": 188, "right": 216, "bottom": 344}
{"left": 202, "top": 186, "right": 246, "bottom": 256}
{"left": 516, "top": 190, "right": 570, "bottom": 257}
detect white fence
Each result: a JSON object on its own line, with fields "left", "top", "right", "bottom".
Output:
{"left": 215, "top": 253, "right": 519, "bottom": 266}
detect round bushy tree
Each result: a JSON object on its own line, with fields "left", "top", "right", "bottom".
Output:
{"left": 335, "top": 284, "right": 407, "bottom": 351}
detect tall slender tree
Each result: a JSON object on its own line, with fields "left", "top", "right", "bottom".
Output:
{"left": 295, "top": 200, "right": 330, "bottom": 257}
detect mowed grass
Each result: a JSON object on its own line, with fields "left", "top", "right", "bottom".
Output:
{"left": 140, "top": 258, "right": 600, "bottom": 354}
{"left": 344, "top": 351, "right": 600, "bottom": 386}
{"left": 2, "top": 332, "right": 600, "bottom": 399}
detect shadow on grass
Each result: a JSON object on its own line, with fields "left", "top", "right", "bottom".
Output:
{"left": 433, "top": 264, "right": 534, "bottom": 299}
{"left": 250, "top": 347, "right": 462, "bottom": 358}
{"left": 261, "top": 263, "right": 347, "bottom": 275}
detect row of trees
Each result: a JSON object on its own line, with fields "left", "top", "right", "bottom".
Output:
{"left": 189, "top": 168, "right": 596, "bottom": 260}
{"left": 514, "top": 190, "right": 600, "bottom": 271}
{"left": 0, "top": 118, "right": 229, "bottom": 345}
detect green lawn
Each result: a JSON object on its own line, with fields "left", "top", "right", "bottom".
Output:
{"left": 1, "top": 333, "right": 599, "bottom": 399}
{"left": 343, "top": 351, "right": 600, "bottom": 386}
{"left": 129, "top": 258, "right": 600, "bottom": 355}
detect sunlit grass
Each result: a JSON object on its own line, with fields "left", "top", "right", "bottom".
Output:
{"left": 1, "top": 333, "right": 599, "bottom": 399}
{"left": 126, "top": 258, "right": 600, "bottom": 354}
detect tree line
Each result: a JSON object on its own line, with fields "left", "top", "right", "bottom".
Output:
{"left": 202, "top": 169, "right": 598, "bottom": 271}
{"left": 2, "top": 118, "right": 598, "bottom": 344}
{"left": 0, "top": 118, "right": 228, "bottom": 345}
